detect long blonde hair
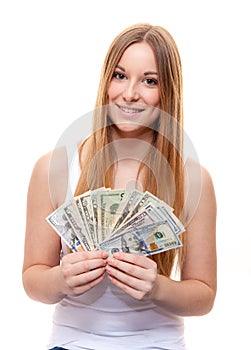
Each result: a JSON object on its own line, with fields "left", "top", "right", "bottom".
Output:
{"left": 75, "top": 23, "right": 185, "bottom": 276}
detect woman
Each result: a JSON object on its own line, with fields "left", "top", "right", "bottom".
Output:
{"left": 22, "top": 23, "right": 217, "bottom": 350}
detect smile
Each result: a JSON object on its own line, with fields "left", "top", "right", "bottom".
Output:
{"left": 117, "top": 104, "right": 145, "bottom": 114}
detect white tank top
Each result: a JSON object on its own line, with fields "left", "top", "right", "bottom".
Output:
{"left": 47, "top": 148, "right": 187, "bottom": 350}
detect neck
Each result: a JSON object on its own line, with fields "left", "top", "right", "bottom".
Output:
{"left": 110, "top": 124, "right": 155, "bottom": 143}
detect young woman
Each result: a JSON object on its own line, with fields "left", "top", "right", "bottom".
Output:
{"left": 22, "top": 23, "right": 217, "bottom": 350}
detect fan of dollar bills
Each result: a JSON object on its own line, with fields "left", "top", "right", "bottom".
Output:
{"left": 46, "top": 188, "right": 185, "bottom": 256}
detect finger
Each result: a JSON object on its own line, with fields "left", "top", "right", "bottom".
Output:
{"left": 107, "top": 255, "right": 156, "bottom": 280}
{"left": 106, "top": 262, "right": 150, "bottom": 290}
{"left": 63, "top": 250, "right": 108, "bottom": 264}
{"left": 69, "top": 272, "right": 106, "bottom": 296}
{"left": 110, "top": 252, "right": 155, "bottom": 269}
{"left": 107, "top": 274, "right": 145, "bottom": 300}
{"left": 71, "top": 266, "right": 107, "bottom": 287}
{"left": 62, "top": 258, "right": 107, "bottom": 276}
{"left": 106, "top": 257, "right": 143, "bottom": 279}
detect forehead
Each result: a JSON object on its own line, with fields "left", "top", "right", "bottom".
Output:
{"left": 118, "top": 42, "right": 157, "bottom": 69}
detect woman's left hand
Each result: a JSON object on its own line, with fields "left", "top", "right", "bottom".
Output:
{"left": 106, "top": 252, "right": 158, "bottom": 300}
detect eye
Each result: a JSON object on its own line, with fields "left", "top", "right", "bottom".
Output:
{"left": 144, "top": 78, "right": 158, "bottom": 86}
{"left": 112, "top": 72, "right": 126, "bottom": 80}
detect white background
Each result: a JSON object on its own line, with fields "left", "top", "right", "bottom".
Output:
{"left": 1, "top": 0, "right": 250, "bottom": 349}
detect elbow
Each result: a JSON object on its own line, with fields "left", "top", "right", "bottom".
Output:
{"left": 204, "top": 292, "right": 216, "bottom": 315}
{"left": 22, "top": 269, "right": 38, "bottom": 302}
{"left": 197, "top": 301, "right": 215, "bottom": 316}
{"left": 22, "top": 265, "right": 65, "bottom": 305}
{"left": 194, "top": 288, "right": 216, "bottom": 316}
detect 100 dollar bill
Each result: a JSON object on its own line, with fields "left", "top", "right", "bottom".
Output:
{"left": 99, "top": 220, "right": 182, "bottom": 256}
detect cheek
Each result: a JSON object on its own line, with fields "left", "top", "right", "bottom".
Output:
{"left": 145, "top": 91, "right": 160, "bottom": 107}
{"left": 107, "top": 82, "right": 120, "bottom": 102}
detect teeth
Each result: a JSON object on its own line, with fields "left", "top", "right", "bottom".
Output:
{"left": 119, "top": 106, "right": 143, "bottom": 113}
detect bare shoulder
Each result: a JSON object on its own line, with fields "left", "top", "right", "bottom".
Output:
{"left": 24, "top": 150, "right": 64, "bottom": 271}
{"left": 31, "top": 150, "right": 52, "bottom": 177}
{"left": 78, "top": 136, "right": 92, "bottom": 164}
{"left": 28, "top": 151, "right": 53, "bottom": 194}
{"left": 181, "top": 159, "right": 217, "bottom": 297}
{"left": 29, "top": 147, "right": 69, "bottom": 209}
{"left": 184, "top": 157, "right": 214, "bottom": 186}
{"left": 183, "top": 158, "right": 216, "bottom": 226}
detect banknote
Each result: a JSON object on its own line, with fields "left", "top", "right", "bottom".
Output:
{"left": 96, "top": 189, "right": 126, "bottom": 243}
{"left": 71, "top": 196, "right": 95, "bottom": 250}
{"left": 156, "top": 204, "right": 185, "bottom": 235}
{"left": 46, "top": 206, "right": 83, "bottom": 252}
{"left": 63, "top": 201, "right": 91, "bottom": 251}
{"left": 99, "top": 220, "right": 182, "bottom": 256}
{"left": 99, "top": 228, "right": 148, "bottom": 255}
{"left": 122, "top": 190, "right": 173, "bottom": 224}
{"left": 111, "top": 203, "right": 167, "bottom": 236}
{"left": 112, "top": 189, "right": 143, "bottom": 232}
{"left": 137, "top": 220, "right": 182, "bottom": 254}
{"left": 46, "top": 187, "right": 185, "bottom": 256}
{"left": 117, "top": 190, "right": 184, "bottom": 236}
{"left": 72, "top": 191, "right": 96, "bottom": 249}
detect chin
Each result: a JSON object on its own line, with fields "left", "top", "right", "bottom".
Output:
{"left": 115, "top": 122, "right": 142, "bottom": 133}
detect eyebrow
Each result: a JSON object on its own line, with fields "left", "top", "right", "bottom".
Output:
{"left": 116, "top": 65, "right": 158, "bottom": 76}
{"left": 144, "top": 71, "right": 158, "bottom": 76}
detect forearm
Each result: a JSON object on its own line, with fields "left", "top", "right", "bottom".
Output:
{"left": 22, "top": 264, "right": 66, "bottom": 304}
{"left": 152, "top": 274, "right": 216, "bottom": 317}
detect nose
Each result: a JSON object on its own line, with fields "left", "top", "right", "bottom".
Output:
{"left": 122, "top": 81, "right": 140, "bottom": 102}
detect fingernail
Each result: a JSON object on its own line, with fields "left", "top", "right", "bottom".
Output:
{"left": 102, "top": 251, "right": 109, "bottom": 258}
{"left": 106, "top": 264, "right": 112, "bottom": 272}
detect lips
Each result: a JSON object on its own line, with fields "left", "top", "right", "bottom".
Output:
{"left": 116, "top": 104, "right": 145, "bottom": 114}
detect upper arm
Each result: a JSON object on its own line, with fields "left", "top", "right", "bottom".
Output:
{"left": 181, "top": 160, "right": 217, "bottom": 293}
{"left": 23, "top": 149, "right": 69, "bottom": 272}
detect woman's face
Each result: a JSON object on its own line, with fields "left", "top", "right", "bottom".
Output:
{"left": 107, "top": 42, "right": 161, "bottom": 138}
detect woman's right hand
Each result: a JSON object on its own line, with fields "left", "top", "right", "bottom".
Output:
{"left": 60, "top": 250, "right": 108, "bottom": 296}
